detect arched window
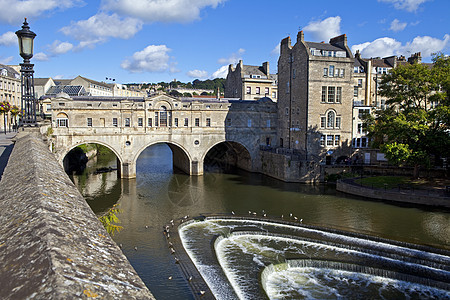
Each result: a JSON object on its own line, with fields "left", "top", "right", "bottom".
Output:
{"left": 56, "top": 112, "right": 68, "bottom": 127}
{"left": 327, "top": 111, "right": 335, "bottom": 128}
{"left": 159, "top": 106, "right": 167, "bottom": 127}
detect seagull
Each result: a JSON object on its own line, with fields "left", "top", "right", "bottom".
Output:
{"left": 134, "top": 246, "right": 138, "bottom": 251}
{"left": 300, "top": 219, "right": 303, "bottom": 223}
{"left": 248, "top": 211, "right": 252, "bottom": 215}
{"left": 200, "top": 291, "right": 206, "bottom": 296}
{"left": 281, "top": 215, "right": 284, "bottom": 219}
{"left": 167, "top": 233, "right": 170, "bottom": 238}
{"left": 119, "top": 243, "right": 123, "bottom": 248}
{"left": 168, "top": 242, "right": 173, "bottom": 247}
{"left": 294, "top": 216, "right": 298, "bottom": 221}
{"left": 289, "top": 213, "right": 293, "bottom": 217}
{"left": 252, "top": 212, "right": 257, "bottom": 216}
{"left": 231, "top": 211, "right": 235, "bottom": 215}
{"left": 188, "top": 276, "right": 193, "bottom": 281}
{"left": 175, "top": 258, "right": 180, "bottom": 264}
{"left": 145, "top": 225, "right": 148, "bottom": 229}
{"left": 263, "top": 213, "right": 267, "bottom": 217}
{"left": 168, "top": 276, "right": 173, "bottom": 280}
{"left": 171, "top": 248, "right": 176, "bottom": 254}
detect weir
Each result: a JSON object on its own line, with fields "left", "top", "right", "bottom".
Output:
{"left": 179, "top": 216, "right": 450, "bottom": 300}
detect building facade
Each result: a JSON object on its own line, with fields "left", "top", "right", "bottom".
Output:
{"left": 277, "top": 32, "right": 354, "bottom": 164}
{"left": 0, "top": 64, "right": 21, "bottom": 131}
{"left": 225, "top": 60, "right": 278, "bottom": 101}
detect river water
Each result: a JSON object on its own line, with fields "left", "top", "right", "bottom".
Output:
{"left": 70, "top": 144, "right": 450, "bottom": 299}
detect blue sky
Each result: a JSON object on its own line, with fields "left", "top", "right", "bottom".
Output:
{"left": 0, "top": 0, "right": 449, "bottom": 84}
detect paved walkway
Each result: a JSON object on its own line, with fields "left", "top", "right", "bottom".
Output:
{"left": 0, "top": 132, "right": 17, "bottom": 181}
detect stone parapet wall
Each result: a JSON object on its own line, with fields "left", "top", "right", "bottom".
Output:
{"left": 0, "top": 132, "right": 154, "bottom": 299}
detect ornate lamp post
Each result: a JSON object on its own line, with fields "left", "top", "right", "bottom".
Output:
{"left": 16, "top": 18, "right": 37, "bottom": 126}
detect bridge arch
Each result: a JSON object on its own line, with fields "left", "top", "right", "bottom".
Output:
{"left": 202, "top": 140, "right": 253, "bottom": 172}
{"left": 134, "top": 141, "right": 193, "bottom": 175}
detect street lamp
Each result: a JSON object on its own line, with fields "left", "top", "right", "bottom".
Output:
{"left": 16, "top": 18, "right": 37, "bottom": 126}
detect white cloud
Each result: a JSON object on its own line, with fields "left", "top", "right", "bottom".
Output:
{"left": 352, "top": 35, "right": 450, "bottom": 58}
{"left": 217, "top": 48, "right": 245, "bottom": 65}
{"left": 186, "top": 69, "right": 208, "bottom": 79}
{"left": 101, "top": 0, "right": 226, "bottom": 23}
{"left": 303, "top": 16, "right": 341, "bottom": 42}
{"left": 34, "top": 52, "right": 49, "bottom": 61}
{"left": 60, "top": 13, "right": 143, "bottom": 48}
{"left": 0, "top": 56, "right": 13, "bottom": 64}
{"left": 390, "top": 19, "right": 407, "bottom": 32}
{"left": 48, "top": 40, "right": 74, "bottom": 55}
{"left": 378, "top": 0, "right": 430, "bottom": 12}
{"left": 0, "top": 31, "right": 16, "bottom": 46}
{"left": 0, "top": 0, "right": 84, "bottom": 24}
{"left": 121, "top": 45, "right": 174, "bottom": 73}
{"left": 211, "top": 65, "right": 228, "bottom": 79}
{"left": 270, "top": 44, "right": 280, "bottom": 57}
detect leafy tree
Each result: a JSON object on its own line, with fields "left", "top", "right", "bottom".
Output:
{"left": 365, "top": 54, "right": 450, "bottom": 177}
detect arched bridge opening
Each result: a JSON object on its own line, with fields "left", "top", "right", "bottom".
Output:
{"left": 204, "top": 141, "right": 252, "bottom": 173}
{"left": 136, "top": 142, "right": 191, "bottom": 176}
{"left": 63, "top": 143, "right": 119, "bottom": 175}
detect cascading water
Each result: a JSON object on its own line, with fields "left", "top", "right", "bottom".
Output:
{"left": 179, "top": 217, "right": 450, "bottom": 300}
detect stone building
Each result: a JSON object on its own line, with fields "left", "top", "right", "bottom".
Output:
{"left": 225, "top": 60, "right": 278, "bottom": 101}
{"left": 277, "top": 32, "right": 354, "bottom": 164}
{"left": 0, "top": 64, "right": 21, "bottom": 131}
{"left": 71, "top": 75, "right": 113, "bottom": 96}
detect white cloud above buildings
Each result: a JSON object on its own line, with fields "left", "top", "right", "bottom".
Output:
{"left": 0, "top": 55, "right": 13, "bottom": 64}
{"left": 34, "top": 52, "right": 49, "bottom": 61}
{"left": 378, "top": 0, "right": 430, "bottom": 12}
{"left": 186, "top": 69, "right": 209, "bottom": 79}
{"left": 303, "top": 16, "right": 341, "bottom": 42}
{"left": 0, "top": 0, "right": 84, "bottom": 24}
{"left": 211, "top": 65, "right": 228, "bottom": 79}
{"left": 389, "top": 19, "right": 407, "bottom": 32}
{"left": 121, "top": 45, "right": 175, "bottom": 73}
{"left": 217, "top": 48, "right": 245, "bottom": 65}
{"left": 60, "top": 13, "right": 143, "bottom": 48}
{"left": 0, "top": 31, "right": 16, "bottom": 46}
{"left": 352, "top": 34, "right": 450, "bottom": 58}
{"left": 101, "top": 0, "right": 226, "bottom": 23}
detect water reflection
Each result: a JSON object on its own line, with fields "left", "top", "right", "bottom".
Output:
{"left": 69, "top": 143, "right": 450, "bottom": 299}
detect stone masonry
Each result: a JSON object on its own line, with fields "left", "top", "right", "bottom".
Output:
{"left": 0, "top": 131, "right": 154, "bottom": 299}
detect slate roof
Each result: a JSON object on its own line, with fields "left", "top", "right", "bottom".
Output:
{"left": 0, "top": 64, "right": 20, "bottom": 78}
{"left": 306, "top": 42, "right": 344, "bottom": 51}
{"left": 243, "top": 65, "right": 268, "bottom": 76}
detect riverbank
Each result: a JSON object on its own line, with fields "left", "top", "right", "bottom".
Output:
{"left": 337, "top": 177, "right": 450, "bottom": 209}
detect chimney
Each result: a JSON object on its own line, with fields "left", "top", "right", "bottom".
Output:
{"left": 355, "top": 50, "right": 361, "bottom": 59}
{"left": 408, "top": 52, "right": 422, "bottom": 64}
{"left": 262, "top": 62, "right": 269, "bottom": 76}
{"left": 280, "top": 36, "right": 292, "bottom": 55}
{"left": 297, "top": 30, "right": 304, "bottom": 43}
{"left": 329, "top": 34, "right": 347, "bottom": 48}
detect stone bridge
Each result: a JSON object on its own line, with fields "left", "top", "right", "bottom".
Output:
{"left": 49, "top": 94, "right": 277, "bottom": 178}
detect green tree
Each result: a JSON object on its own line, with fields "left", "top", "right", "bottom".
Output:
{"left": 365, "top": 54, "right": 450, "bottom": 177}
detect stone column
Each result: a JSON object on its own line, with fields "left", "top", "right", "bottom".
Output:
{"left": 120, "top": 161, "right": 136, "bottom": 179}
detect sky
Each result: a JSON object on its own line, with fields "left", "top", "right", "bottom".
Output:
{"left": 0, "top": 0, "right": 449, "bottom": 84}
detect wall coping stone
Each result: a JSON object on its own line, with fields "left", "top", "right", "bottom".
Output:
{"left": 0, "top": 131, "right": 154, "bottom": 299}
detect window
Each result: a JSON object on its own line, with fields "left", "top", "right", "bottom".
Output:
{"left": 336, "top": 87, "right": 342, "bottom": 103}
{"left": 320, "top": 117, "right": 326, "bottom": 128}
{"left": 138, "top": 118, "right": 143, "bottom": 127}
{"left": 195, "top": 118, "right": 200, "bottom": 127}
{"left": 335, "top": 117, "right": 341, "bottom": 128}
{"left": 327, "top": 111, "right": 335, "bottom": 128}
{"left": 358, "top": 123, "right": 363, "bottom": 134}
{"left": 358, "top": 79, "right": 363, "bottom": 87}
{"left": 113, "top": 118, "right": 118, "bottom": 127}
{"left": 354, "top": 86, "right": 359, "bottom": 97}
{"left": 174, "top": 118, "right": 178, "bottom": 127}
{"left": 334, "top": 135, "right": 340, "bottom": 146}
{"left": 286, "top": 81, "right": 290, "bottom": 93}
{"left": 327, "top": 87, "right": 335, "bottom": 103}
{"left": 246, "top": 86, "right": 251, "bottom": 94}
{"left": 256, "top": 87, "right": 260, "bottom": 94}
{"left": 148, "top": 118, "right": 152, "bottom": 127}
{"left": 323, "top": 68, "right": 328, "bottom": 77}
{"left": 327, "top": 135, "right": 333, "bottom": 146}
{"left": 206, "top": 118, "right": 211, "bottom": 127}
{"left": 265, "top": 87, "right": 269, "bottom": 95}
{"left": 184, "top": 118, "right": 189, "bottom": 126}
{"left": 46, "top": 104, "right": 51, "bottom": 111}
{"left": 87, "top": 118, "right": 92, "bottom": 127}
{"left": 320, "top": 135, "right": 325, "bottom": 146}
{"left": 57, "top": 118, "right": 68, "bottom": 127}
{"left": 272, "top": 91, "right": 276, "bottom": 99}
{"left": 329, "top": 65, "right": 335, "bottom": 77}
{"left": 285, "top": 107, "right": 289, "bottom": 115}
{"left": 354, "top": 66, "right": 359, "bottom": 73}
{"left": 321, "top": 87, "right": 327, "bottom": 102}
{"left": 267, "top": 119, "right": 271, "bottom": 127}
{"left": 125, "top": 118, "right": 130, "bottom": 127}
{"left": 293, "top": 69, "right": 296, "bottom": 79}
{"left": 339, "top": 69, "right": 345, "bottom": 77}
{"left": 358, "top": 109, "right": 370, "bottom": 118}
{"left": 247, "top": 119, "right": 252, "bottom": 127}
{"left": 361, "top": 137, "right": 367, "bottom": 148}
{"left": 154, "top": 112, "right": 159, "bottom": 126}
